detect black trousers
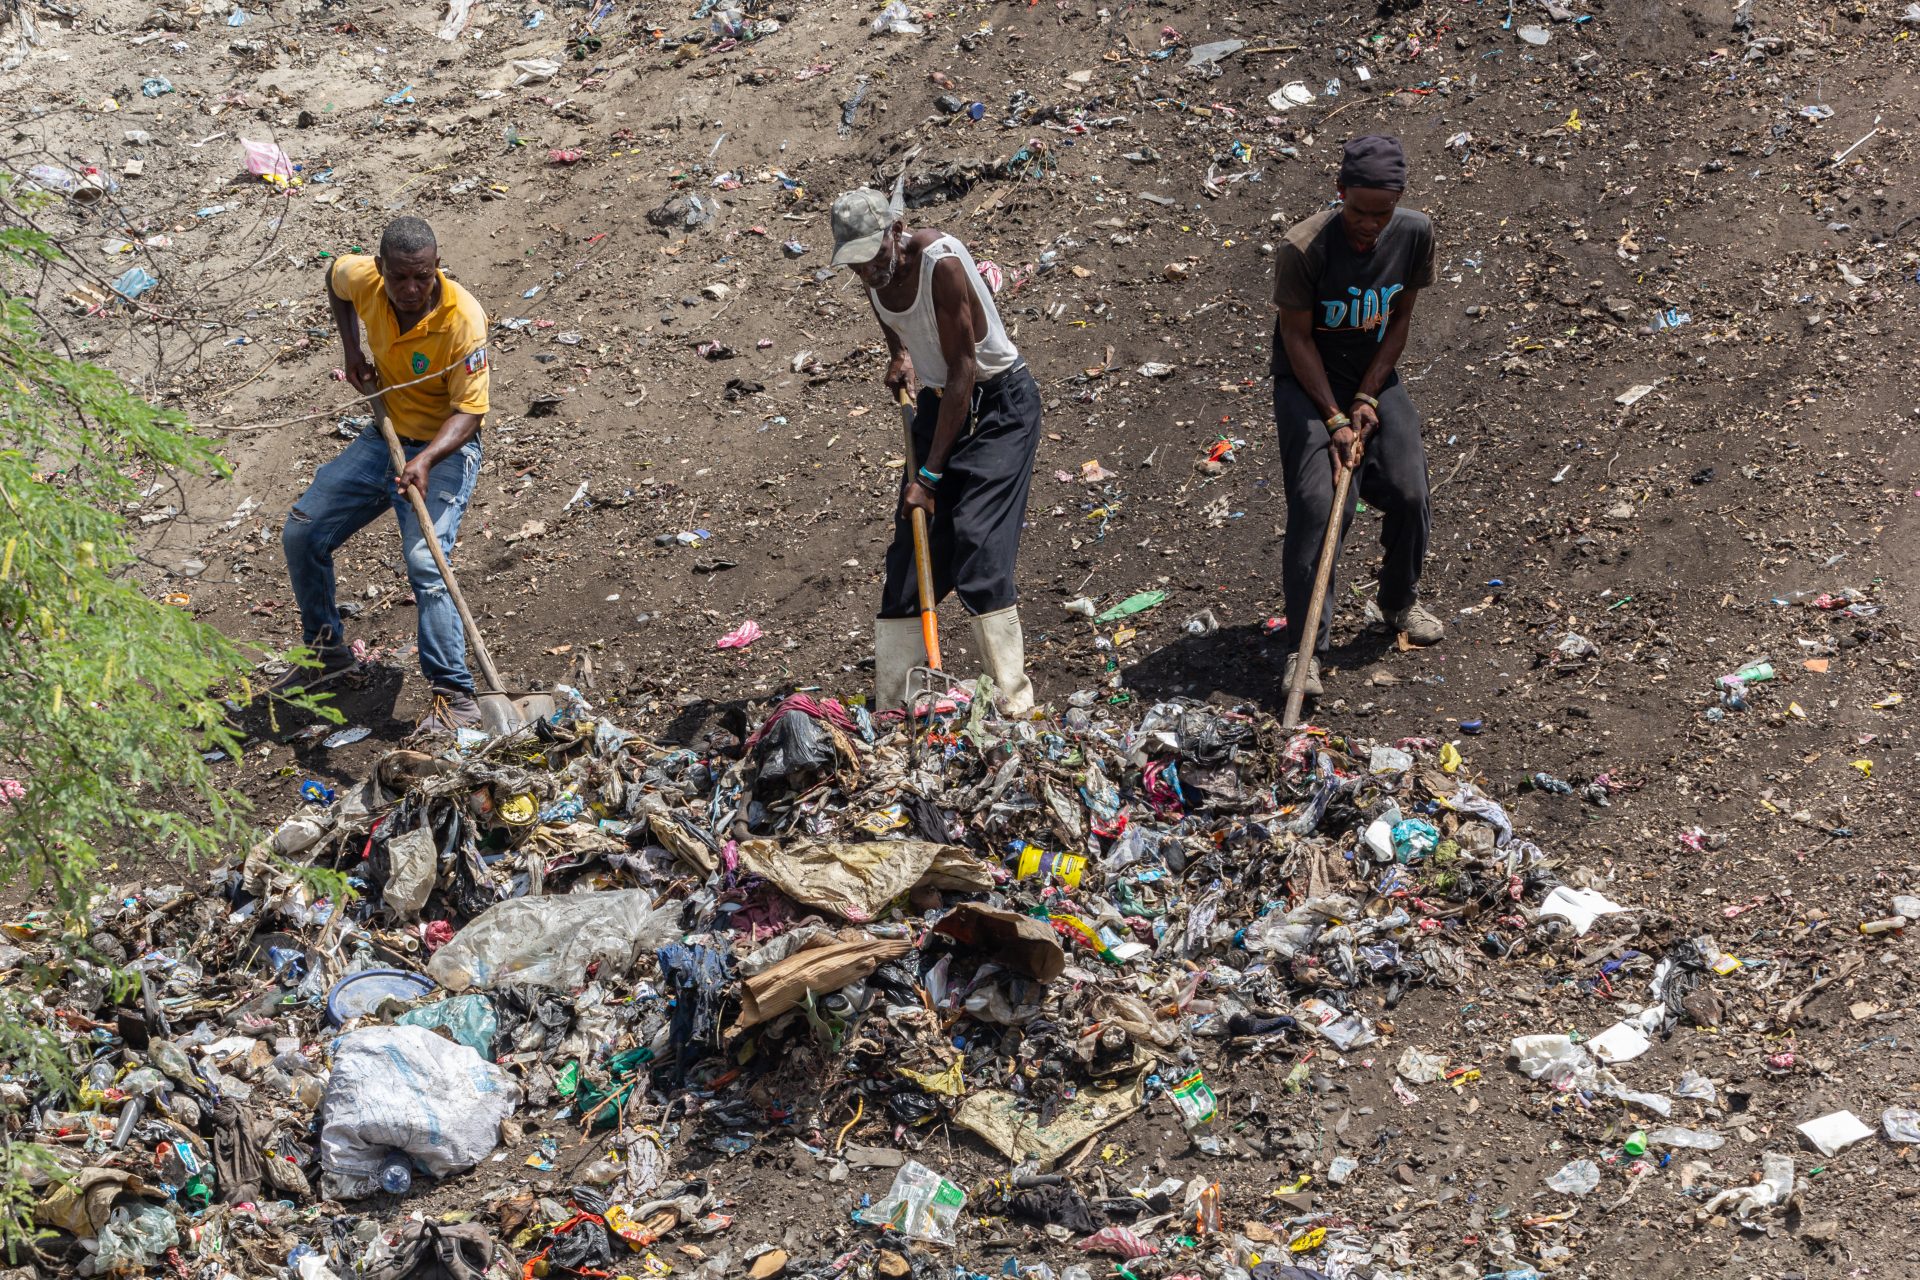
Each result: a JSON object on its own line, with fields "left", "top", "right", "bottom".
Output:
{"left": 1274, "top": 372, "right": 1431, "bottom": 654}
{"left": 879, "top": 364, "right": 1041, "bottom": 618}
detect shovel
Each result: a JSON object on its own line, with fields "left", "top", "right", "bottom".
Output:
{"left": 373, "top": 406, "right": 523, "bottom": 737}
{"left": 895, "top": 388, "right": 961, "bottom": 715}
{"left": 1282, "top": 439, "right": 1363, "bottom": 730}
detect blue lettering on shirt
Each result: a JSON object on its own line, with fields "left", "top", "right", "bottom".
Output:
{"left": 1319, "top": 283, "right": 1407, "bottom": 342}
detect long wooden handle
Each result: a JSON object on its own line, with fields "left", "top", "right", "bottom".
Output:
{"left": 375, "top": 412, "right": 509, "bottom": 696}
{"left": 1282, "top": 446, "right": 1361, "bottom": 729}
{"left": 898, "top": 389, "right": 943, "bottom": 671}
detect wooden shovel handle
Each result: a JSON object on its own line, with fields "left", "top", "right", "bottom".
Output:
{"left": 373, "top": 408, "right": 509, "bottom": 696}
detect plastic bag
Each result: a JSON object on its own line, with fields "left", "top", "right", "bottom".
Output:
{"left": 240, "top": 138, "right": 293, "bottom": 178}
{"left": 870, "top": 0, "right": 923, "bottom": 34}
{"left": 1390, "top": 818, "right": 1440, "bottom": 861}
{"left": 1368, "top": 745, "right": 1413, "bottom": 775}
{"left": 753, "top": 709, "right": 834, "bottom": 789}
{"left": 94, "top": 1203, "right": 179, "bottom": 1270}
{"left": 396, "top": 993, "right": 498, "bottom": 1059}
{"left": 1645, "top": 1125, "right": 1726, "bottom": 1151}
{"left": 1672, "top": 1069, "right": 1717, "bottom": 1102}
{"left": 1243, "top": 895, "right": 1356, "bottom": 959}
{"left": 1545, "top": 1159, "right": 1599, "bottom": 1196}
{"left": 383, "top": 825, "right": 438, "bottom": 919}
{"left": 320, "top": 1024, "right": 520, "bottom": 1180}
{"left": 1076, "top": 1226, "right": 1156, "bottom": 1258}
{"left": 1509, "top": 1034, "right": 1599, "bottom": 1090}
{"left": 856, "top": 1160, "right": 965, "bottom": 1244}
{"left": 511, "top": 57, "right": 561, "bottom": 85}
{"left": 112, "top": 266, "right": 159, "bottom": 301}
{"left": 1700, "top": 1152, "right": 1796, "bottom": 1222}
{"left": 1538, "top": 886, "right": 1626, "bottom": 936}
{"left": 1884, "top": 1106, "right": 1920, "bottom": 1144}
{"left": 437, "top": 0, "right": 473, "bottom": 40}
{"left": 427, "top": 889, "right": 681, "bottom": 991}
{"left": 732, "top": 838, "right": 986, "bottom": 923}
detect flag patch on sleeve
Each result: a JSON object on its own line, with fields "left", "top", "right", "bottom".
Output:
{"left": 464, "top": 347, "right": 488, "bottom": 374}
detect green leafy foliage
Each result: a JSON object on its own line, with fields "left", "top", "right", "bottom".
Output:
{"left": 0, "top": 192, "right": 258, "bottom": 911}
{"left": 0, "top": 180, "right": 316, "bottom": 1251}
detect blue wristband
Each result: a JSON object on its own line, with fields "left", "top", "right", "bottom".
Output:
{"left": 917, "top": 466, "right": 943, "bottom": 486}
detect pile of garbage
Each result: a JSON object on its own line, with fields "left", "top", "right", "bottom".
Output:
{"left": 16, "top": 688, "right": 1643, "bottom": 1277}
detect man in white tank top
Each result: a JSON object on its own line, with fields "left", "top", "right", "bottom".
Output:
{"left": 831, "top": 186, "right": 1043, "bottom": 716}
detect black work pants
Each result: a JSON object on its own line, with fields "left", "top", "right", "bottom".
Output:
{"left": 879, "top": 364, "right": 1041, "bottom": 618}
{"left": 1274, "top": 373, "right": 1430, "bottom": 655}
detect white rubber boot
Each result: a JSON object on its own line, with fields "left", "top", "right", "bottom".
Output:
{"left": 873, "top": 616, "right": 928, "bottom": 711}
{"left": 970, "top": 607, "right": 1035, "bottom": 716}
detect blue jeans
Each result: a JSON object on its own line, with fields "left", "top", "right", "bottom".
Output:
{"left": 282, "top": 427, "right": 481, "bottom": 692}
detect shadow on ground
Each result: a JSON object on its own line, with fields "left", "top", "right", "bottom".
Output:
{"left": 229, "top": 666, "right": 414, "bottom": 783}
{"left": 1121, "top": 623, "right": 1402, "bottom": 712}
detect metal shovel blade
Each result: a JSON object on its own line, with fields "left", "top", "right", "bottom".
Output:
{"left": 513, "top": 693, "right": 558, "bottom": 725}
{"left": 478, "top": 692, "right": 523, "bottom": 737}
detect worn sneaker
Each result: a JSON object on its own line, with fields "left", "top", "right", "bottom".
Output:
{"left": 1283, "top": 652, "right": 1324, "bottom": 698}
{"left": 1386, "top": 600, "right": 1446, "bottom": 645}
{"left": 417, "top": 687, "right": 483, "bottom": 734}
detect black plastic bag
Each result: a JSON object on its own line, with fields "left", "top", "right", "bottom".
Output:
{"left": 753, "top": 710, "right": 834, "bottom": 790}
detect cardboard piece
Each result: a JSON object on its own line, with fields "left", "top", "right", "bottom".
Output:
{"left": 930, "top": 903, "right": 1067, "bottom": 982}
{"left": 728, "top": 934, "right": 911, "bottom": 1034}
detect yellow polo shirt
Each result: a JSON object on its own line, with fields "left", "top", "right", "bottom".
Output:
{"left": 329, "top": 254, "right": 490, "bottom": 442}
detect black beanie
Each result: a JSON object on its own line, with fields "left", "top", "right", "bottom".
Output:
{"left": 1339, "top": 135, "right": 1408, "bottom": 191}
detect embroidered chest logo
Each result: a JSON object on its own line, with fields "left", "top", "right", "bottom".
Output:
{"left": 411, "top": 351, "right": 430, "bottom": 375}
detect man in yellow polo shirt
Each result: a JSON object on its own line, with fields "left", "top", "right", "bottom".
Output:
{"left": 280, "top": 216, "right": 491, "bottom": 732}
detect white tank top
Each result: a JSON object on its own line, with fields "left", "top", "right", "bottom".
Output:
{"left": 870, "top": 234, "right": 1020, "bottom": 388}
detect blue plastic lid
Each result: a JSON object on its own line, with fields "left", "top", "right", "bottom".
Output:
{"left": 325, "top": 969, "right": 435, "bottom": 1026}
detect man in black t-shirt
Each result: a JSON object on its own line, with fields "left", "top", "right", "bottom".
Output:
{"left": 1270, "top": 134, "right": 1441, "bottom": 699}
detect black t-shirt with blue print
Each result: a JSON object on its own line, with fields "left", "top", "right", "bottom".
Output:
{"left": 1270, "top": 205, "right": 1435, "bottom": 388}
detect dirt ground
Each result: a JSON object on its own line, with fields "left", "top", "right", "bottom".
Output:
{"left": 8, "top": 0, "right": 1920, "bottom": 1273}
